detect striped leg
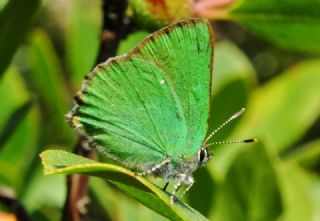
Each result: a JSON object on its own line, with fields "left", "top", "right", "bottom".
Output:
{"left": 179, "top": 178, "right": 194, "bottom": 198}
{"left": 170, "top": 174, "right": 194, "bottom": 206}
{"left": 136, "top": 158, "right": 171, "bottom": 176}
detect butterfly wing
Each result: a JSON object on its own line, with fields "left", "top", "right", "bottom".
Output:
{"left": 68, "top": 18, "right": 213, "bottom": 169}
{"left": 69, "top": 56, "right": 188, "bottom": 169}
{"left": 131, "top": 18, "right": 214, "bottom": 156}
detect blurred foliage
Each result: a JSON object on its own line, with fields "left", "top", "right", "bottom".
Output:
{"left": 0, "top": 0, "right": 41, "bottom": 76}
{"left": 129, "top": 0, "right": 193, "bottom": 30}
{"left": 228, "top": 0, "right": 320, "bottom": 53}
{"left": 0, "top": 0, "right": 319, "bottom": 221}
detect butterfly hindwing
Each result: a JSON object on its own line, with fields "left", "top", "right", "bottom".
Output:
{"left": 71, "top": 57, "right": 187, "bottom": 168}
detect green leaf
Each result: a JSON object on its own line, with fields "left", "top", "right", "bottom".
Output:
{"left": 241, "top": 59, "right": 320, "bottom": 151}
{"left": 211, "top": 59, "right": 320, "bottom": 180}
{"left": 40, "top": 150, "right": 209, "bottom": 221}
{"left": 0, "top": 68, "right": 40, "bottom": 193}
{"left": 21, "top": 162, "right": 66, "bottom": 213}
{"left": 27, "top": 29, "right": 74, "bottom": 145}
{"left": 277, "top": 164, "right": 316, "bottom": 221}
{"left": 285, "top": 139, "right": 320, "bottom": 169}
{"left": 0, "top": 67, "right": 29, "bottom": 130}
{"left": 228, "top": 0, "right": 320, "bottom": 53}
{"left": 0, "top": 0, "right": 41, "bottom": 76}
{"left": 65, "top": 0, "right": 102, "bottom": 87}
{"left": 209, "top": 142, "right": 282, "bottom": 221}
{"left": 90, "top": 178, "right": 171, "bottom": 221}
{"left": 0, "top": 100, "right": 32, "bottom": 147}
{"left": 0, "top": 0, "right": 9, "bottom": 10}
{"left": 212, "top": 41, "right": 256, "bottom": 95}
{"left": 0, "top": 105, "right": 40, "bottom": 192}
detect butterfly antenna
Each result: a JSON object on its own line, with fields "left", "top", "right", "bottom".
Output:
{"left": 203, "top": 138, "right": 257, "bottom": 148}
{"left": 203, "top": 108, "right": 246, "bottom": 145}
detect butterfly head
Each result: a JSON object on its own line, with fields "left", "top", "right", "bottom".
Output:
{"left": 197, "top": 147, "right": 212, "bottom": 166}
{"left": 196, "top": 108, "right": 257, "bottom": 167}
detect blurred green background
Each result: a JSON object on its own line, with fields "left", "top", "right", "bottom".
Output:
{"left": 0, "top": 0, "right": 320, "bottom": 220}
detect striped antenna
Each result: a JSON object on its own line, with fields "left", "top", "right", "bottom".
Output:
{"left": 203, "top": 108, "right": 246, "bottom": 145}
{"left": 203, "top": 139, "right": 257, "bottom": 148}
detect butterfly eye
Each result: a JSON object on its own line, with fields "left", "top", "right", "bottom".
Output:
{"left": 198, "top": 148, "right": 208, "bottom": 163}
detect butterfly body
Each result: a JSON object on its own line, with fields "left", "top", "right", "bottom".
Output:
{"left": 150, "top": 148, "right": 211, "bottom": 179}
{"left": 67, "top": 18, "right": 214, "bottom": 205}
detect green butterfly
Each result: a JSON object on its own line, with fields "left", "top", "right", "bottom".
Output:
{"left": 67, "top": 17, "right": 254, "bottom": 205}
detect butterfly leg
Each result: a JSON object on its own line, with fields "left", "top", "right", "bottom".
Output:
{"left": 179, "top": 178, "right": 194, "bottom": 199}
{"left": 170, "top": 174, "right": 194, "bottom": 206}
{"left": 136, "top": 158, "right": 171, "bottom": 176}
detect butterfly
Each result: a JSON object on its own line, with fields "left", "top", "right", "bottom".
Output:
{"left": 66, "top": 17, "right": 255, "bottom": 206}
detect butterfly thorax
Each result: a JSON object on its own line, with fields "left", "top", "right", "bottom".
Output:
{"left": 153, "top": 158, "right": 197, "bottom": 180}
{"left": 149, "top": 148, "right": 212, "bottom": 181}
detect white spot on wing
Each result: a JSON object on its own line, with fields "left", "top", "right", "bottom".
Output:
{"left": 160, "top": 80, "right": 165, "bottom": 85}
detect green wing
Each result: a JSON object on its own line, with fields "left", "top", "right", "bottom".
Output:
{"left": 131, "top": 18, "right": 214, "bottom": 156}
{"left": 68, "top": 18, "right": 213, "bottom": 169}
